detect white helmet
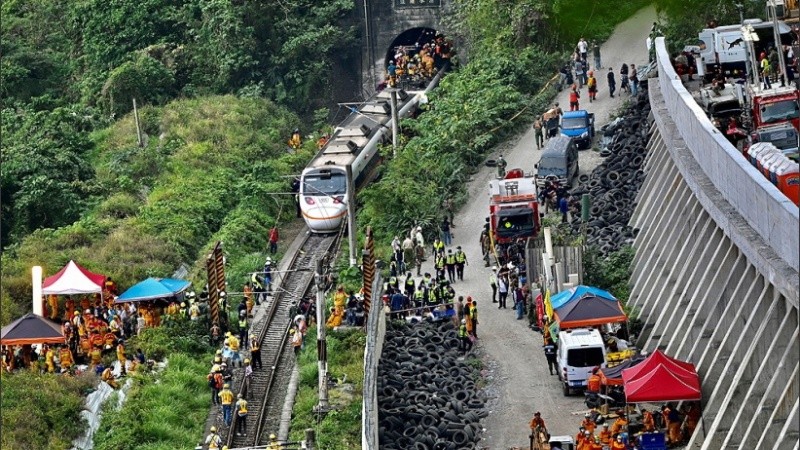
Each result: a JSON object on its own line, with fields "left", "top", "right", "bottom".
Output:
{"left": 461, "top": 319, "right": 467, "bottom": 324}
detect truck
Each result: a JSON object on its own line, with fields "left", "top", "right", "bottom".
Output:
{"left": 747, "top": 84, "right": 800, "bottom": 132}
{"left": 556, "top": 328, "right": 607, "bottom": 396}
{"left": 695, "top": 19, "right": 793, "bottom": 77}
{"left": 559, "top": 110, "right": 595, "bottom": 149}
{"left": 488, "top": 169, "right": 540, "bottom": 246}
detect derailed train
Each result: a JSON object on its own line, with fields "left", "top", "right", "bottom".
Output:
{"left": 300, "top": 72, "right": 446, "bottom": 232}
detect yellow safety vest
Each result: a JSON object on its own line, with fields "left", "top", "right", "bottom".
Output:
{"left": 237, "top": 399, "right": 248, "bottom": 415}
{"left": 219, "top": 389, "right": 234, "bottom": 405}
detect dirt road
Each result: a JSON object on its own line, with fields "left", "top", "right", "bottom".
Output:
{"left": 437, "top": 5, "right": 658, "bottom": 449}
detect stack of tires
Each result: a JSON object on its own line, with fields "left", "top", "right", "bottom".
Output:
{"left": 570, "top": 84, "right": 652, "bottom": 256}
{"left": 378, "top": 321, "right": 486, "bottom": 450}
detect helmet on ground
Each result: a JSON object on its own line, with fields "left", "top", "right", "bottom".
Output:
{"left": 210, "top": 426, "right": 217, "bottom": 432}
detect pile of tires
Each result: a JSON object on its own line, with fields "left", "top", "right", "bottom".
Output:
{"left": 570, "top": 84, "right": 652, "bottom": 256}
{"left": 378, "top": 321, "right": 486, "bottom": 450}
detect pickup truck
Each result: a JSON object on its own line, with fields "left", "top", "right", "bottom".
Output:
{"left": 559, "top": 110, "right": 595, "bottom": 149}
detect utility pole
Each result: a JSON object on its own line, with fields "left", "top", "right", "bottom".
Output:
{"left": 132, "top": 98, "right": 143, "bottom": 147}
{"left": 314, "top": 258, "right": 329, "bottom": 412}
{"left": 388, "top": 88, "right": 399, "bottom": 156}
{"left": 346, "top": 165, "right": 357, "bottom": 267}
{"left": 768, "top": 0, "right": 789, "bottom": 88}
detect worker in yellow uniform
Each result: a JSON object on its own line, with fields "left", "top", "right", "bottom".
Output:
{"left": 48, "top": 295, "right": 59, "bottom": 321}
{"left": 333, "top": 285, "right": 347, "bottom": 316}
{"left": 267, "top": 433, "right": 281, "bottom": 450}
{"left": 116, "top": 340, "right": 127, "bottom": 375}
{"left": 205, "top": 426, "right": 222, "bottom": 449}
{"left": 89, "top": 345, "right": 103, "bottom": 368}
{"left": 101, "top": 366, "right": 119, "bottom": 388}
{"left": 59, "top": 345, "right": 74, "bottom": 372}
{"left": 44, "top": 345, "right": 56, "bottom": 373}
{"left": 235, "top": 393, "right": 248, "bottom": 436}
{"left": 218, "top": 383, "right": 234, "bottom": 427}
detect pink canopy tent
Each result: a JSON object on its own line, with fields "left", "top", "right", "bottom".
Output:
{"left": 42, "top": 260, "right": 105, "bottom": 296}
{"left": 624, "top": 363, "right": 702, "bottom": 403}
{"left": 621, "top": 349, "right": 697, "bottom": 383}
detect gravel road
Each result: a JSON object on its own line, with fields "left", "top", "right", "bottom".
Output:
{"left": 431, "top": 6, "right": 658, "bottom": 449}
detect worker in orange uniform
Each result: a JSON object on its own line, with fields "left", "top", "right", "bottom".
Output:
{"left": 684, "top": 403, "right": 701, "bottom": 437}
{"left": 610, "top": 435, "right": 626, "bottom": 450}
{"left": 642, "top": 407, "right": 656, "bottom": 432}
{"left": 587, "top": 368, "right": 601, "bottom": 393}
{"left": 575, "top": 427, "right": 587, "bottom": 448}
{"left": 666, "top": 404, "right": 682, "bottom": 444}
{"left": 581, "top": 413, "right": 596, "bottom": 434}
{"left": 588, "top": 436, "right": 603, "bottom": 450}
{"left": 579, "top": 430, "right": 594, "bottom": 450}
{"left": 598, "top": 423, "right": 612, "bottom": 445}
{"left": 529, "top": 411, "right": 547, "bottom": 437}
{"left": 64, "top": 297, "right": 75, "bottom": 321}
{"left": 610, "top": 413, "right": 627, "bottom": 437}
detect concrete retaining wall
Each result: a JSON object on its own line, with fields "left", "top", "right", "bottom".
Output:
{"left": 626, "top": 38, "right": 799, "bottom": 449}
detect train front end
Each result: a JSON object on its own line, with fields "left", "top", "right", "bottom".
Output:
{"left": 300, "top": 167, "right": 348, "bottom": 233}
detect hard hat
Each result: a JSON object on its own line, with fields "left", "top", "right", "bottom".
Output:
{"left": 461, "top": 319, "right": 466, "bottom": 324}
{"left": 180, "top": 302, "right": 186, "bottom": 307}
{"left": 585, "top": 413, "right": 591, "bottom": 417}
{"left": 226, "top": 332, "right": 232, "bottom": 337}
{"left": 221, "top": 363, "right": 227, "bottom": 367}
{"left": 270, "top": 434, "right": 277, "bottom": 440}
{"left": 250, "top": 333, "right": 256, "bottom": 338}
{"left": 289, "top": 329, "right": 296, "bottom": 334}
{"left": 74, "top": 311, "right": 80, "bottom": 316}
{"left": 216, "top": 350, "right": 222, "bottom": 355}
{"left": 584, "top": 431, "right": 590, "bottom": 435}
{"left": 210, "top": 426, "right": 217, "bottom": 432}
{"left": 237, "top": 393, "right": 242, "bottom": 398}
{"left": 244, "top": 358, "right": 250, "bottom": 364}
{"left": 603, "top": 423, "right": 609, "bottom": 428}
{"left": 223, "top": 383, "right": 229, "bottom": 388}
{"left": 212, "top": 364, "right": 221, "bottom": 372}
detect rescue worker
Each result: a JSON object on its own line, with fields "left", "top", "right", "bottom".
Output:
{"left": 684, "top": 403, "right": 701, "bottom": 437}
{"left": 238, "top": 316, "right": 249, "bottom": 351}
{"left": 569, "top": 85, "right": 580, "bottom": 111}
{"left": 454, "top": 246, "right": 467, "bottom": 281}
{"left": 575, "top": 427, "right": 587, "bottom": 448}
{"left": 434, "top": 253, "right": 445, "bottom": 280}
{"left": 581, "top": 412, "right": 596, "bottom": 434}
{"left": 667, "top": 404, "right": 682, "bottom": 444}
{"left": 213, "top": 349, "right": 224, "bottom": 366}
{"left": 290, "top": 328, "right": 303, "bottom": 356}
{"left": 497, "top": 155, "right": 507, "bottom": 178}
{"left": 250, "top": 334, "right": 263, "bottom": 369}
{"left": 64, "top": 297, "right": 75, "bottom": 321}
{"left": 208, "top": 366, "right": 222, "bottom": 405}
{"left": 205, "top": 426, "right": 222, "bottom": 449}
{"left": 458, "top": 319, "right": 472, "bottom": 353}
{"left": 235, "top": 393, "right": 248, "bottom": 436}
{"left": 179, "top": 302, "right": 188, "bottom": 318}
{"left": 588, "top": 436, "right": 603, "bottom": 450}
{"left": 445, "top": 249, "right": 456, "bottom": 283}
{"left": 587, "top": 70, "right": 597, "bottom": 102}
{"left": 333, "top": 285, "right": 347, "bottom": 317}
{"left": 101, "top": 366, "right": 119, "bottom": 388}
{"left": 610, "top": 413, "right": 627, "bottom": 437}
{"left": 244, "top": 282, "right": 254, "bottom": 317}
{"left": 117, "top": 340, "right": 127, "bottom": 375}
{"left": 529, "top": 411, "right": 547, "bottom": 437}
{"left": 89, "top": 344, "right": 103, "bottom": 368}
{"left": 641, "top": 407, "right": 656, "bottom": 432}
{"left": 59, "top": 345, "right": 74, "bottom": 371}
{"left": 48, "top": 294, "right": 59, "bottom": 321}
{"left": 598, "top": 423, "right": 612, "bottom": 445}
{"left": 189, "top": 302, "right": 200, "bottom": 321}
{"left": 288, "top": 128, "right": 302, "bottom": 149}
{"left": 251, "top": 271, "right": 265, "bottom": 304}
{"left": 610, "top": 435, "right": 626, "bottom": 450}
{"left": 219, "top": 383, "right": 234, "bottom": 426}
{"left": 229, "top": 333, "right": 242, "bottom": 367}
{"left": 404, "top": 273, "right": 416, "bottom": 297}
{"left": 42, "top": 345, "right": 55, "bottom": 373}
{"left": 267, "top": 433, "right": 281, "bottom": 450}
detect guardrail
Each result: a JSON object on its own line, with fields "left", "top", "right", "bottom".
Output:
{"left": 653, "top": 37, "right": 799, "bottom": 274}
{"left": 361, "top": 273, "right": 386, "bottom": 450}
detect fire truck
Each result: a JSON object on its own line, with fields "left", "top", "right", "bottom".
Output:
{"left": 488, "top": 168, "right": 541, "bottom": 246}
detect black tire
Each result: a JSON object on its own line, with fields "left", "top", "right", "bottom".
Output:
{"left": 563, "top": 382, "right": 570, "bottom": 396}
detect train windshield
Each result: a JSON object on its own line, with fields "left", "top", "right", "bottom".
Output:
{"left": 303, "top": 171, "right": 347, "bottom": 196}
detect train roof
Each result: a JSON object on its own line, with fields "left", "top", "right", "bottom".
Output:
{"left": 306, "top": 89, "right": 417, "bottom": 170}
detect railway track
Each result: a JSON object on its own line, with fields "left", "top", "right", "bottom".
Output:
{"left": 224, "top": 230, "right": 342, "bottom": 449}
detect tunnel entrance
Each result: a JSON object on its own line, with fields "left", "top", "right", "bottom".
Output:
{"left": 384, "top": 27, "right": 438, "bottom": 67}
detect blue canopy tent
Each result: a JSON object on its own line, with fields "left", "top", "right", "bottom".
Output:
{"left": 549, "top": 285, "right": 617, "bottom": 310}
{"left": 115, "top": 278, "right": 191, "bottom": 303}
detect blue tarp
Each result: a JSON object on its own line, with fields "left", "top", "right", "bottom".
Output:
{"left": 550, "top": 285, "right": 617, "bottom": 310}
{"left": 116, "top": 277, "right": 191, "bottom": 302}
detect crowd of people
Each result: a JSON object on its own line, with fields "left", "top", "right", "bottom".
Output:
{"left": 384, "top": 33, "right": 454, "bottom": 89}
{"left": 531, "top": 400, "right": 701, "bottom": 449}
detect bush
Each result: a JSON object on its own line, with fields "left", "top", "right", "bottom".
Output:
{"left": 1, "top": 370, "right": 95, "bottom": 450}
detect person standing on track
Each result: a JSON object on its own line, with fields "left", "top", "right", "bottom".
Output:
{"left": 218, "top": 383, "right": 234, "bottom": 427}
{"left": 235, "top": 393, "right": 248, "bottom": 436}
{"left": 250, "top": 334, "right": 262, "bottom": 369}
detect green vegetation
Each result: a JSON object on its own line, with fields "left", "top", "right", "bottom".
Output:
{"left": 584, "top": 245, "right": 635, "bottom": 304}
{"left": 654, "top": 0, "right": 766, "bottom": 52}
{"left": 0, "top": 370, "right": 95, "bottom": 450}
{"left": 289, "top": 328, "right": 366, "bottom": 450}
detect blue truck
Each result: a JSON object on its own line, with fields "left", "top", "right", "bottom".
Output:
{"left": 559, "top": 110, "right": 595, "bottom": 149}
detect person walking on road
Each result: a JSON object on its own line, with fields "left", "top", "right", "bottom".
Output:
{"left": 533, "top": 116, "right": 544, "bottom": 150}
{"left": 496, "top": 155, "right": 507, "bottom": 178}
{"left": 607, "top": 68, "right": 616, "bottom": 98}
{"left": 577, "top": 37, "right": 588, "bottom": 63}
{"left": 543, "top": 339, "right": 557, "bottom": 375}
{"left": 592, "top": 40, "right": 602, "bottom": 69}
{"left": 569, "top": 85, "right": 580, "bottom": 111}
{"left": 587, "top": 71, "right": 597, "bottom": 103}
{"left": 489, "top": 268, "right": 498, "bottom": 303}
{"left": 529, "top": 412, "right": 548, "bottom": 438}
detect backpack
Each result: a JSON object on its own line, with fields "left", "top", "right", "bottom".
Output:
{"left": 214, "top": 372, "right": 224, "bottom": 389}
{"left": 588, "top": 77, "right": 596, "bottom": 88}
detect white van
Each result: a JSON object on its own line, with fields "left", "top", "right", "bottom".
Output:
{"left": 556, "top": 328, "right": 606, "bottom": 396}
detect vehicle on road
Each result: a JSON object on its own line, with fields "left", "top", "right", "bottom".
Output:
{"left": 535, "top": 136, "right": 579, "bottom": 188}
{"left": 556, "top": 328, "right": 607, "bottom": 396}
{"left": 559, "top": 110, "right": 595, "bottom": 149}
{"left": 488, "top": 169, "right": 541, "bottom": 245}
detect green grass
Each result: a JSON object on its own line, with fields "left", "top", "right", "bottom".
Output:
{"left": 92, "top": 352, "right": 214, "bottom": 450}
{"left": 289, "top": 328, "right": 366, "bottom": 450}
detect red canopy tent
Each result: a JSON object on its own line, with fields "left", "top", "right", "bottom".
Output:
{"left": 623, "top": 363, "right": 702, "bottom": 403}
{"left": 621, "top": 349, "right": 698, "bottom": 383}
{"left": 1, "top": 313, "right": 65, "bottom": 346}
{"left": 42, "top": 260, "right": 105, "bottom": 296}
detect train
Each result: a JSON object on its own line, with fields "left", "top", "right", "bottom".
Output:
{"left": 300, "top": 72, "right": 446, "bottom": 232}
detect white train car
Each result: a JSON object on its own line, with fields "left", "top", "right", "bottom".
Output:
{"left": 300, "top": 81, "right": 439, "bottom": 232}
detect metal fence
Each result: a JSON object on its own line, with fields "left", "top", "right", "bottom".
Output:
{"left": 361, "top": 273, "right": 385, "bottom": 450}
